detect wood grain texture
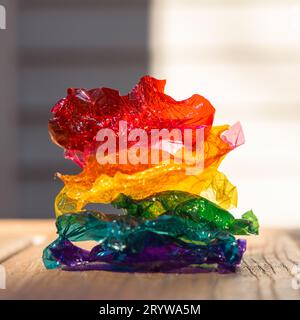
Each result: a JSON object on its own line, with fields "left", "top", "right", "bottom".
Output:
{"left": 0, "top": 221, "right": 300, "bottom": 300}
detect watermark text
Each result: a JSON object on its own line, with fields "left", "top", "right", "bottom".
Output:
{"left": 0, "top": 5, "right": 6, "bottom": 30}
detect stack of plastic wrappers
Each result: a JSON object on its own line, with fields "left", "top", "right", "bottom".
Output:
{"left": 43, "top": 76, "right": 259, "bottom": 273}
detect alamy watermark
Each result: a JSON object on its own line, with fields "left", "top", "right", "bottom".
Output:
{"left": 0, "top": 5, "right": 6, "bottom": 30}
{"left": 0, "top": 265, "right": 6, "bottom": 289}
{"left": 291, "top": 264, "right": 300, "bottom": 290}
{"left": 95, "top": 121, "right": 205, "bottom": 175}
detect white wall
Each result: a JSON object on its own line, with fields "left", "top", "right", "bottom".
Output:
{"left": 150, "top": 0, "right": 300, "bottom": 227}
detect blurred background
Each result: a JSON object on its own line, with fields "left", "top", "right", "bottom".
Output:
{"left": 0, "top": 0, "right": 300, "bottom": 227}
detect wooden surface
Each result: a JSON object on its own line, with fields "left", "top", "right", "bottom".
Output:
{"left": 0, "top": 220, "right": 300, "bottom": 300}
